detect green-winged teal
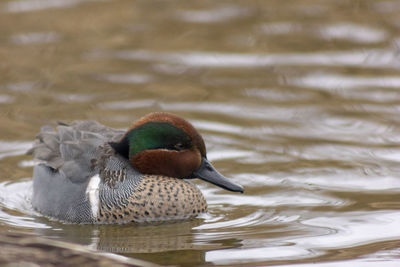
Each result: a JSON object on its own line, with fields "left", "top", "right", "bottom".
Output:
{"left": 29, "top": 112, "right": 243, "bottom": 224}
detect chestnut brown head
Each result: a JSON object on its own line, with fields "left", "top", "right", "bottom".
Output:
{"left": 110, "top": 112, "right": 243, "bottom": 193}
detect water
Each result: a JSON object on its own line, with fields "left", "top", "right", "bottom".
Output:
{"left": 1, "top": 0, "right": 400, "bottom": 266}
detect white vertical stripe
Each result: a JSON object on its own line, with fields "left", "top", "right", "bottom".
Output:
{"left": 86, "top": 174, "right": 101, "bottom": 218}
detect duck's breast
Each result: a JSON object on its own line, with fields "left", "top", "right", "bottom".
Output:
{"left": 96, "top": 174, "right": 207, "bottom": 224}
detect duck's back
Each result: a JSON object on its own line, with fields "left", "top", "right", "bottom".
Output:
{"left": 30, "top": 121, "right": 125, "bottom": 223}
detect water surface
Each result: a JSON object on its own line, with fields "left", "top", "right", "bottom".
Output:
{"left": 1, "top": 0, "right": 400, "bottom": 266}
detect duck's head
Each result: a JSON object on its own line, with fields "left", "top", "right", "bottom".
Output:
{"left": 110, "top": 112, "right": 244, "bottom": 193}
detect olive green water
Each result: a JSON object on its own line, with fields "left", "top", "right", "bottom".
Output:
{"left": 1, "top": 0, "right": 400, "bottom": 266}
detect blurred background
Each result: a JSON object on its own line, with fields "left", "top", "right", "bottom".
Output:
{"left": 1, "top": 0, "right": 400, "bottom": 266}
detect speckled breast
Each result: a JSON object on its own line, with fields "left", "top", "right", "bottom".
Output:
{"left": 96, "top": 175, "right": 207, "bottom": 224}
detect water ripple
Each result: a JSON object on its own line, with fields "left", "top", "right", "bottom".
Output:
{"left": 95, "top": 73, "right": 153, "bottom": 84}
{"left": 317, "top": 23, "right": 387, "bottom": 44}
{"left": 176, "top": 6, "right": 250, "bottom": 23}
{"left": 4, "top": 0, "right": 98, "bottom": 13}
{"left": 0, "top": 141, "right": 32, "bottom": 160}
{"left": 10, "top": 32, "right": 61, "bottom": 45}
{"left": 0, "top": 95, "right": 15, "bottom": 104}
{"left": 201, "top": 186, "right": 345, "bottom": 207}
{"left": 195, "top": 210, "right": 274, "bottom": 230}
{"left": 0, "top": 180, "right": 49, "bottom": 229}
{"left": 298, "top": 211, "right": 400, "bottom": 248}
{"left": 290, "top": 72, "right": 400, "bottom": 90}
{"left": 109, "top": 49, "right": 400, "bottom": 69}
{"left": 99, "top": 99, "right": 315, "bottom": 122}
{"left": 206, "top": 246, "right": 311, "bottom": 264}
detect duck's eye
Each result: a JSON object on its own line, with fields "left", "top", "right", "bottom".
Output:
{"left": 174, "top": 143, "right": 186, "bottom": 151}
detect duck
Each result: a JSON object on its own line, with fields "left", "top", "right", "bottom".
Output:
{"left": 29, "top": 112, "right": 244, "bottom": 224}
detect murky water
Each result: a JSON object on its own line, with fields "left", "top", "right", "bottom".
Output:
{"left": 1, "top": 0, "right": 400, "bottom": 266}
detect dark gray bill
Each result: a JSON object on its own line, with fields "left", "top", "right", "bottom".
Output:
{"left": 192, "top": 158, "right": 244, "bottom": 193}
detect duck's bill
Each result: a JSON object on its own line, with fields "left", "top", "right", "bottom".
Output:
{"left": 192, "top": 158, "right": 244, "bottom": 193}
